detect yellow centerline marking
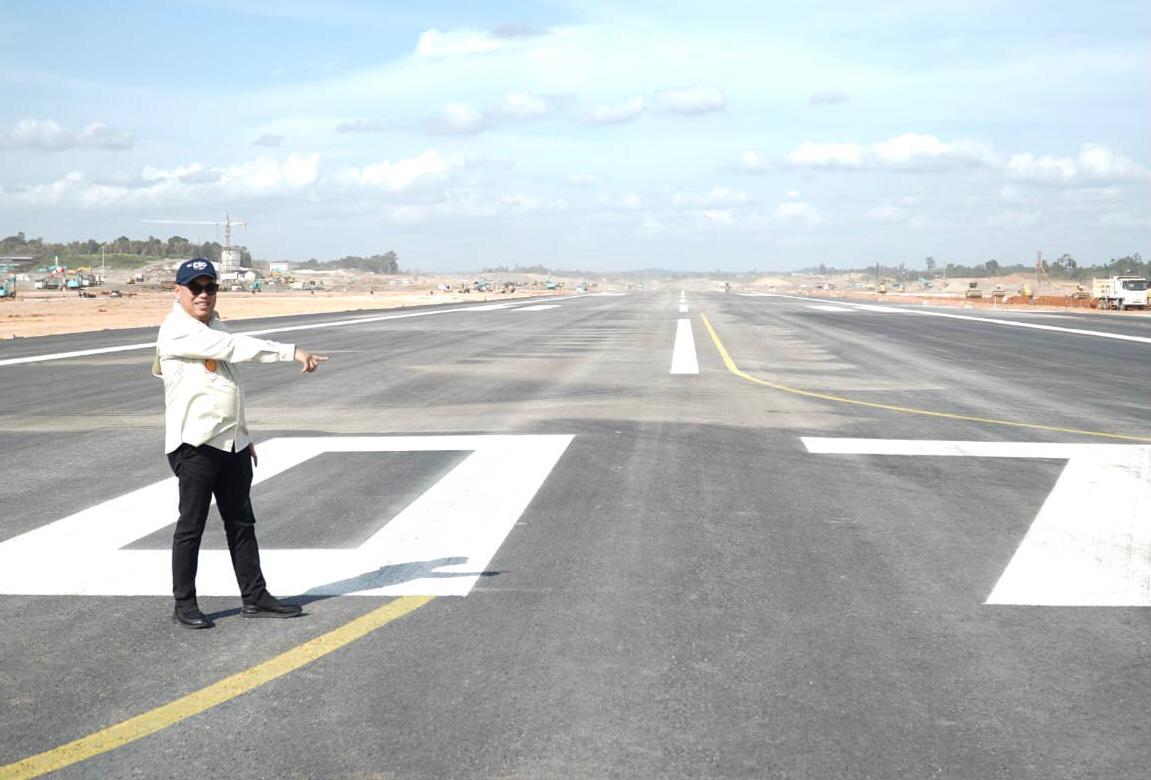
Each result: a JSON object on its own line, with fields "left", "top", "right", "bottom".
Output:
{"left": 700, "top": 313, "right": 1151, "bottom": 443}
{"left": 0, "top": 596, "right": 433, "bottom": 780}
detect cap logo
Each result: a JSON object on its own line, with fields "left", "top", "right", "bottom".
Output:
{"left": 191, "top": 260, "right": 208, "bottom": 270}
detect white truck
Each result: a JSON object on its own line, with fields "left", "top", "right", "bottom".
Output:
{"left": 1092, "top": 276, "right": 1148, "bottom": 310}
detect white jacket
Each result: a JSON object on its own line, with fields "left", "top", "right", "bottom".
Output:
{"left": 153, "top": 302, "right": 295, "bottom": 454}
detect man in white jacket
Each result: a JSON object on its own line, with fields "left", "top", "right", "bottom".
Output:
{"left": 155, "top": 258, "right": 327, "bottom": 629}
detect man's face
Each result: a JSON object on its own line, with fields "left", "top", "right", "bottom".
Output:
{"left": 176, "top": 275, "right": 218, "bottom": 323}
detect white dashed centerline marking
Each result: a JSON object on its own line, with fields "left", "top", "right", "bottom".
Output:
{"left": 670, "top": 318, "right": 699, "bottom": 374}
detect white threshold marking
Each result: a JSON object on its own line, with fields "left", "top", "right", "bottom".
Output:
{"left": 804, "top": 437, "right": 1151, "bottom": 606}
{"left": 678, "top": 304, "right": 689, "bottom": 313}
{"left": 0, "top": 434, "right": 573, "bottom": 598}
{"left": 670, "top": 318, "right": 699, "bottom": 374}
{"left": 515, "top": 304, "right": 562, "bottom": 311}
{"left": 0, "top": 299, "right": 554, "bottom": 367}
{"left": 759, "top": 293, "right": 1151, "bottom": 345}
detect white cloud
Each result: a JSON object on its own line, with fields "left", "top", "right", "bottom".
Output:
{"left": 179, "top": 168, "right": 223, "bottom": 184}
{"left": 226, "top": 154, "right": 319, "bottom": 193}
{"left": 810, "top": 90, "right": 850, "bottom": 106}
{"left": 423, "top": 92, "right": 553, "bottom": 135}
{"left": 779, "top": 133, "right": 1001, "bottom": 171}
{"left": 426, "top": 102, "right": 487, "bottom": 134}
{"left": 867, "top": 204, "right": 906, "bottom": 223}
{"left": 736, "top": 150, "right": 768, "bottom": 172}
{"left": 600, "top": 192, "right": 642, "bottom": 209}
{"left": 567, "top": 173, "right": 600, "bottom": 186}
{"left": 871, "top": 133, "right": 996, "bottom": 169}
{"left": 582, "top": 95, "right": 646, "bottom": 125}
{"left": 415, "top": 28, "right": 509, "bottom": 58}
{"left": 779, "top": 135, "right": 1146, "bottom": 187}
{"left": 335, "top": 119, "right": 387, "bottom": 133}
{"left": 774, "top": 200, "right": 823, "bottom": 225}
{"left": 500, "top": 193, "right": 541, "bottom": 211}
{"left": 655, "top": 84, "right": 726, "bottom": 115}
{"left": 986, "top": 211, "right": 1041, "bottom": 229}
{"left": 1100, "top": 210, "right": 1151, "bottom": 228}
{"left": 673, "top": 187, "right": 751, "bottom": 207}
{"left": 784, "top": 134, "right": 995, "bottom": 170}
{"left": 495, "top": 92, "right": 552, "bottom": 119}
{"left": 1006, "top": 143, "right": 1147, "bottom": 185}
{"left": 1, "top": 154, "right": 320, "bottom": 209}
{"left": 338, "top": 149, "right": 465, "bottom": 192}
{"left": 0, "top": 118, "right": 134, "bottom": 151}
{"left": 786, "top": 141, "right": 863, "bottom": 168}
{"left": 702, "top": 209, "right": 735, "bottom": 225}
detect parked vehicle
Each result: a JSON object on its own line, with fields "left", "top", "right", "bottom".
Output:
{"left": 1092, "top": 276, "right": 1148, "bottom": 310}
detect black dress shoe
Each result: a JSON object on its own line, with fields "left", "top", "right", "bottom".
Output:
{"left": 241, "top": 596, "right": 303, "bottom": 618}
{"left": 172, "top": 607, "right": 214, "bottom": 629}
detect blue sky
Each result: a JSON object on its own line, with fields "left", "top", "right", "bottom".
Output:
{"left": 1, "top": 0, "right": 1147, "bottom": 272}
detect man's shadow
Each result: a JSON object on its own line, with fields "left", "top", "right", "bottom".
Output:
{"left": 206, "top": 557, "right": 499, "bottom": 619}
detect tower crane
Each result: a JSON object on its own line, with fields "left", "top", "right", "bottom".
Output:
{"left": 143, "top": 213, "right": 247, "bottom": 249}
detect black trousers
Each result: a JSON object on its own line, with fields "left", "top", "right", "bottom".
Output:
{"left": 168, "top": 443, "right": 267, "bottom": 607}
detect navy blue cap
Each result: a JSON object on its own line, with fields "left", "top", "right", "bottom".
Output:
{"left": 176, "top": 258, "right": 218, "bottom": 286}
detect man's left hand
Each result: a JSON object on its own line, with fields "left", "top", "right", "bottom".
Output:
{"left": 295, "top": 348, "right": 329, "bottom": 373}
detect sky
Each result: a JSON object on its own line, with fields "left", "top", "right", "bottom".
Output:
{"left": 1, "top": 0, "right": 1147, "bottom": 272}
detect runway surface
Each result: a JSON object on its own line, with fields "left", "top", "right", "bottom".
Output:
{"left": 1, "top": 291, "right": 1149, "bottom": 778}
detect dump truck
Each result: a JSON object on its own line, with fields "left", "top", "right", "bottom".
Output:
{"left": 1092, "top": 276, "right": 1148, "bottom": 310}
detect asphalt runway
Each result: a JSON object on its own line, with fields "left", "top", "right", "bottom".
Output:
{"left": 1, "top": 291, "right": 1149, "bottom": 778}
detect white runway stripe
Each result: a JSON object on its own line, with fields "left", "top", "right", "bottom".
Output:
{"left": 670, "top": 318, "right": 699, "bottom": 374}
{"left": 804, "top": 437, "right": 1151, "bottom": 606}
{"left": 0, "top": 434, "right": 574, "bottom": 598}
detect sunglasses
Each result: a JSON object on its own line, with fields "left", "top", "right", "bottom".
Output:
{"left": 185, "top": 281, "right": 219, "bottom": 296}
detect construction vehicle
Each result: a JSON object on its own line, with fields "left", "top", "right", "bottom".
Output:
{"left": 64, "top": 270, "right": 97, "bottom": 290}
{"left": 964, "top": 281, "right": 983, "bottom": 299}
{"left": 0, "top": 276, "right": 15, "bottom": 300}
{"left": 1092, "top": 276, "right": 1148, "bottom": 310}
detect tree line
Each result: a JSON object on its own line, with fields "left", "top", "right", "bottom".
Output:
{"left": 298, "top": 253, "right": 399, "bottom": 274}
{"left": 807, "top": 253, "right": 1146, "bottom": 281}
{"left": 0, "top": 233, "right": 404, "bottom": 273}
{"left": 0, "top": 231, "right": 252, "bottom": 266}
